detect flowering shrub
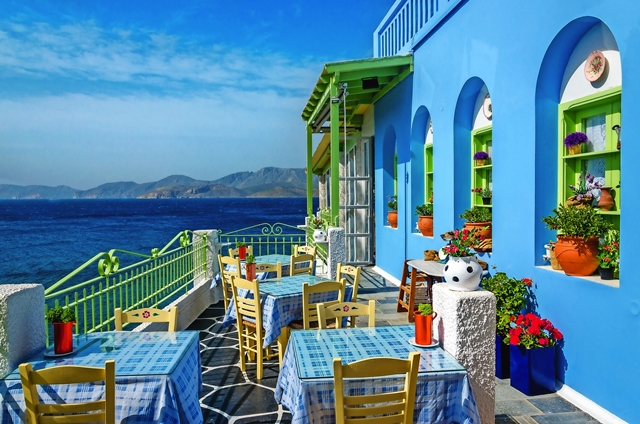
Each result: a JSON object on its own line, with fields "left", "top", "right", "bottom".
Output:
{"left": 564, "top": 131, "right": 588, "bottom": 147}
{"left": 471, "top": 187, "right": 492, "bottom": 198}
{"left": 542, "top": 204, "right": 612, "bottom": 240}
{"left": 508, "top": 313, "right": 563, "bottom": 348}
{"left": 568, "top": 172, "right": 602, "bottom": 201}
{"left": 442, "top": 227, "right": 484, "bottom": 257}
{"left": 387, "top": 195, "right": 398, "bottom": 211}
{"left": 473, "top": 151, "right": 489, "bottom": 160}
{"left": 598, "top": 230, "right": 620, "bottom": 270}
{"left": 481, "top": 271, "right": 533, "bottom": 337}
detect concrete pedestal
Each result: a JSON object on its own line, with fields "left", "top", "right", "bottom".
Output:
{"left": 433, "top": 283, "right": 496, "bottom": 424}
{"left": 0, "top": 284, "right": 45, "bottom": 378}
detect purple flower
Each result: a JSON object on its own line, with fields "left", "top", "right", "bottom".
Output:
{"left": 473, "top": 151, "right": 489, "bottom": 160}
{"left": 564, "top": 132, "right": 588, "bottom": 147}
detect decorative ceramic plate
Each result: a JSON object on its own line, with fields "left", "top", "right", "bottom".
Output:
{"left": 584, "top": 50, "right": 606, "bottom": 82}
{"left": 482, "top": 93, "right": 492, "bottom": 119}
{"left": 408, "top": 337, "right": 439, "bottom": 348}
{"left": 43, "top": 346, "right": 75, "bottom": 358}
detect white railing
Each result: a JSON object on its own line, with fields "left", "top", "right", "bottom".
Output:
{"left": 373, "top": 0, "right": 465, "bottom": 57}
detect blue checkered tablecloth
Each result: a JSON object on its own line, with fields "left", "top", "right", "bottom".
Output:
{"left": 0, "top": 331, "right": 203, "bottom": 424}
{"left": 222, "top": 275, "right": 352, "bottom": 346}
{"left": 212, "top": 254, "right": 305, "bottom": 288}
{"left": 275, "top": 326, "right": 480, "bottom": 424}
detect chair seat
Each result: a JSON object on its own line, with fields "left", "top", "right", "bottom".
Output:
{"left": 242, "top": 320, "right": 257, "bottom": 328}
{"left": 288, "top": 319, "right": 337, "bottom": 330}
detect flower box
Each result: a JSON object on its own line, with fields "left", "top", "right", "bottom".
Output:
{"left": 510, "top": 345, "right": 556, "bottom": 395}
{"left": 495, "top": 335, "right": 510, "bottom": 379}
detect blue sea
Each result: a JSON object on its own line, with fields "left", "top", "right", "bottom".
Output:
{"left": 0, "top": 198, "right": 317, "bottom": 288}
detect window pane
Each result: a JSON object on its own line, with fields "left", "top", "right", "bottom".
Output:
{"left": 585, "top": 114, "right": 606, "bottom": 152}
{"left": 583, "top": 158, "right": 606, "bottom": 200}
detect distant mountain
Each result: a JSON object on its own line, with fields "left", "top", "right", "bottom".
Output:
{"left": 0, "top": 168, "right": 318, "bottom": 199}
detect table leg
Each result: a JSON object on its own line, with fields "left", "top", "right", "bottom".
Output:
{"left": 408, "top": 267, "right": 418, "bottom": 322}
{"left": 397, "top": 260, "right": 410, "bottom": 312}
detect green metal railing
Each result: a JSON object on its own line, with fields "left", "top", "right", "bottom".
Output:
{"left": 218, "top": 222, "right": 307, "bottom": 256}
{"left": 44, "top": 230, "right": 207, "bottom": 345}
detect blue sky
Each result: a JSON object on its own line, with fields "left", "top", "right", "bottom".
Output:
{"left": 0, "top": 0, "right": 392, "bottom": 189}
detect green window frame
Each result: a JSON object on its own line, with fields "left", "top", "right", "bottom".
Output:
{"left": 558, "top": 86, "right": 621, "bottom": 230}
{"left": 471, "top": 125, "right": 492, "bottom": 208}
{"left": 425, "top": 143, "right": 433, "bottom": 203}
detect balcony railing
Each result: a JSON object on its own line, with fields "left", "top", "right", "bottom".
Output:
{"left": 374, "top": 0, "right": 464, "bottom": 57}
{"left": 217, "top": 222, "right": 307, "bottom": 256}
{"left": 44, "top": 230, "right": 207, "bottom": 345}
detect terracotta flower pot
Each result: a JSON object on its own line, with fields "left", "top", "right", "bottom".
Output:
{"left": 387, "top": 211, "right": 398, "bottom": 228}
{"left": 598, "top": 187, "right": 614, "bottom": 211}
{"left": 414, "top": 311, "right": 437, "bottom": 345}
{"left": 549, "top": 248, "right": 562, "bottom": 270}
{"left": 53, "top": 322, "right": 75, "bottom": 354}
{"left": 417, "top": 215, "right": 433, "bottom": 236}
{"left": 245, "top": 263, "right": 256, "bottom": 281}
{"left": 463, "top": 221, "right": 492, "bottom": 240}
{"left": 554, "top": 236, "right": 599, "bottom": 276}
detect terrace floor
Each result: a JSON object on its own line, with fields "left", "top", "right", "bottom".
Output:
{"left": 186, "top": 268, "right": 600, "bottom": 424}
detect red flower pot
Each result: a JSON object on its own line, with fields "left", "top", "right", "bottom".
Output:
{"left": 53, "top": 322, "right": 75, "bottom": 354}
{"left": 238, "top": 246, "right": 247, "bottom": 260}
{"left": 245, "top": 263, "right": 256, "bottom": 281}
{"left": 417, "top": 216, "right": 433, "bottom": 237}
{"left": 414, "top": 311, "right": 437, "bottom": 345}
{"left": 554, "top": 236, "right": 599, "bottom": 276}
{"left": 387, "top": 211, "right": 398, "bottom": 228}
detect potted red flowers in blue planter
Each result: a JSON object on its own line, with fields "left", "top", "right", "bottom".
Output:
{"left": 508, "top": 313, "right": 563, "bottom": 395}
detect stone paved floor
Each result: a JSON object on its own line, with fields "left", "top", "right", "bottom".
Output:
{"left": 187, "top": 268, "right": 600, "bottom": 423}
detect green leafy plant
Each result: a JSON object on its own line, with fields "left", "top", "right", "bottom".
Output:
{"left": 542, "top": 205, "right": 613, "bottom": 240}
{"left": 417, "top": 303, "right": 433, "bottom": 315}
{"left": 471, "top": 187, "right": 492, "bottom": 198}
{"left": 481, "top": 271, "right": 533, "bottom": 337}
{"left": 415, "top": 203, "right": 433, "bottom": 216}
{"left": 45, "top": 306, "right": 76, "bottom": 323}
{"left": 245, "top": 254, "right": 256, "bottom": 264}
{"left": 598, "top": 229, "right": 620, "bottom": 270}
{"left": 460, "top": 206, "right": 492, "bottom": 223}
{"left": 236, "top": 242, "right": 246, "bottom": 248}
{"left": 387, "top": 195, "right": 398, "bottom": 211}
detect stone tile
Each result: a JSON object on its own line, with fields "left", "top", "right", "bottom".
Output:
{"left": 532, "top": 412, "right": 600, "bottom": 423}
{"left": 188, "top": 318, "right": 219, "bottom": 330}
{"left": 202, "top": 364, "right": 245, "bottom": 386}
{"left": 234, "top": 413, "right": 292, "bottom": 423}
{"left": 529, "top": 397, "right": 579, "bottom": 414}
{"left": 496, "top": 414, "right": 521, "bottom": 424}
{"left": 496, "top": 380, "right": 529, "bottom": 400}
{"left": 201, "top": 384, "right": 279, "bottom": 417}
{"left": 496, "top": 400, "right": 544, "bottom": 417}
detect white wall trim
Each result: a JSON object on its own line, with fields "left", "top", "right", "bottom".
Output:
{"left": 371, "top": 266, "right": 401, "bottom": 287}
{"left": 556, "top": 381, "right": 628, "bottom": 424}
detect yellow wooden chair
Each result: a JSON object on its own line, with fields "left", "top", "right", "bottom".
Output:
{"left": 300, "top": 280, "right": 346, "bottom": 329}
{"left": 255, "top": 261, "right": 282, "bottom": 278}
{"left": 230, "top": 276, "right": 286, "bottom": 379}
{"left": 293, "top": 244, "right": 316, "bottom": 257}
{"left": 337, "top": 263, "right": 362, "bottom": 301}
{"left": 316, "top": 300, "right": 376, "bottom": 329}
{"left": 333, "top": 352, "right": 420, "bottom": 424}
{"left": 290, "top": 253, "right": 315, "bottom": 276}
{"left": 114, "top": 306, "right": 178, "bottom": 331}
{"left": 228, "top": 245, "right": 253, "bottom": 258}
{"left": 218, "top": 254, "right": 242, "bottom": 310}
{"left": 19, "top": 360, "right": 116, "bottom": 424}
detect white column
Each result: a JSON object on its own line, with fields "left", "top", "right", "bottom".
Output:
{"left": 432, "top": 283, "right": 496, "bottom": 424}
{"left": 0, "top": 284, "right": 45, "bottom": 378}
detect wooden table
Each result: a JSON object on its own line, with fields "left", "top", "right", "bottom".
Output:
{"left": 397, "top": 259, "right": 445, "bottom": 322}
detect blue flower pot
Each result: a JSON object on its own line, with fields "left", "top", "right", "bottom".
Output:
{"left": 495, "top": 335, "right": 510, "bottom": 379}
{"left": 510, "top": 345, "right": 556, "bottom": 395}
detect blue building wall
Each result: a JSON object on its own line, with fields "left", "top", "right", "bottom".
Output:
{"left": 373, "top": 1, "right": 640, "bottom": 421}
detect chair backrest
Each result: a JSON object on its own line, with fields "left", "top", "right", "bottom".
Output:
{"left": 290, "top": 253, "right": 315, "bottom": 276}
{"left": 336, "top": 263, "right": 362, "bottom": 301}
{"left": 20, "top": 360, "right": 116, "bottom": 424}
{"left": 255, "top": 262, "right": 282, "bottom": 278}
{"left": 333, "top": 352, "right": 420, "bottom": 424}
{"left": 114, "top": 306, "right": 178, "bottom": 331}
{"left": 218, "top": 254, "right": 242, "bottom": 309}
{"left": 228, "top": 245, "right": 253, "bottom": 258}
{"left": 293, "top": 244, "right": 316, "bottom": 257}
{"left": 230, "top": 276, "right": 263, "bottom": 330}
{"left": 302, "top": 280, "right": 345, "bottom": 329}
{"left": 316, "top": 300, "right": 376, "bottom": 329}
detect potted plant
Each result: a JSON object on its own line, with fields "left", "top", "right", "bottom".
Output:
{"left": 542, "top": 204, "right": 613, "bottom": 276}
{"left": 481, "top": 272, "right": 533, "bottom": 378}
{"left": 387, "top": 195, "right": 398, "bottom": 228}
{"left": 441, "top": 228, "right": 484, "bottom": 291}
{"left": 597, "top": 230, "right": 620, "bottom": 280}
{"left": 473, "top": 151, "right": 489, "bottom": 166}
{"left": 415, "top": 203, "right": 433, "bottom": 236}
{"left": 310, "top": 216, "right": 328, "bottom": 242}
{"left": 544, "top": 241, "right": 562, "bottom": 270}
{"left": 460, "top": 206, "right": 492, "bottom": 240}
{"left": 508, "top": 313, "right": 563, "bottom": 395}
{"left": 566, "top": 172, "right": 601, "bottom": 208}
{"left": 414, "top": 303, "right": 438, "bottom": 345}
{"left": 236, "top": 242, "right": 247, "bottom": 260}
{"left": 471, "top": 187, "right": 492, "bottom": 205}
{"left": 245, "top": 254, "right": 256, "bottom": 281}
{"left": 45, "top": 305, "right": 76, "bottom": 354}
{"left": 564, "top": 131, "right": 588, "bottom": 155}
